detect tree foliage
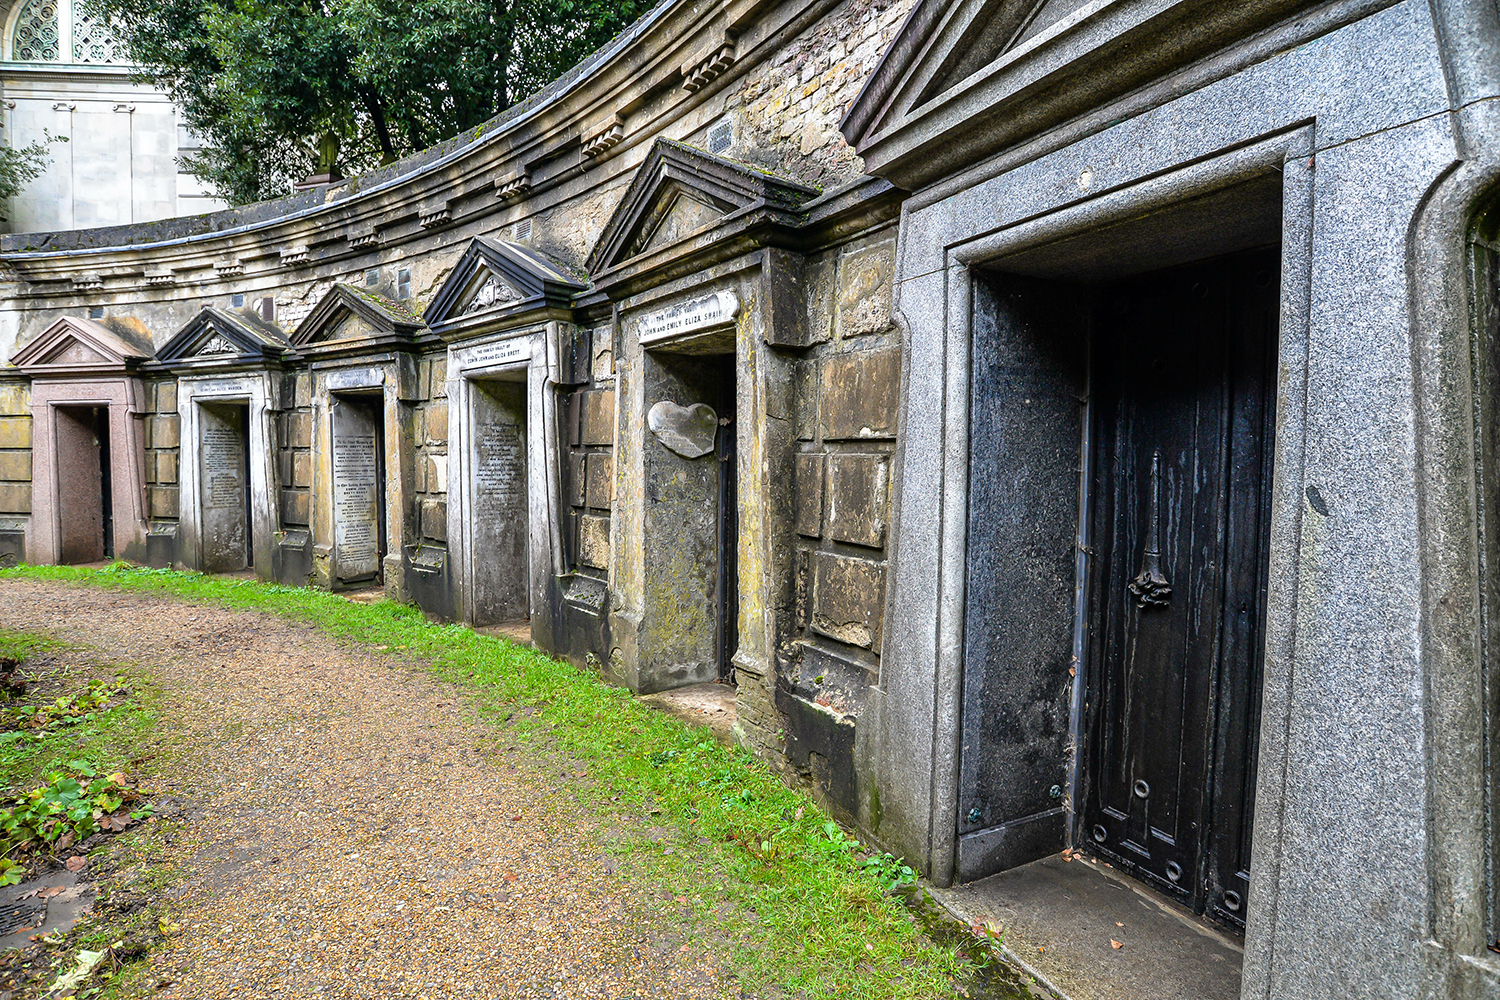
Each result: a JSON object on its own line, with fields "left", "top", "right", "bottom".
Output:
{"left": 88, "top": 0, "right": 648, "bottom": 204}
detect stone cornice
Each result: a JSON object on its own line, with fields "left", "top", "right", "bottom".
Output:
{"left": 0, "top": 0, "right": 848, "bottom": 302}
{"left": 841, "top": 0, "right": 1379, "bottom": 191}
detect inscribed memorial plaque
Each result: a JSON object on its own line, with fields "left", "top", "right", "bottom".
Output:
{"left": 197, "top": 403, "right": 248, "bottom": 573}
{"left": 468, "top": 382, "right": 528, "bottom": 624}
{"left": 332, "top": 400, "right": 382, "bottom": 581}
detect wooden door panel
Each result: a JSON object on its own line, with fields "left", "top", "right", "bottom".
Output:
{"left": 1083, "top": 248, "right": 1276, "bottom": 923}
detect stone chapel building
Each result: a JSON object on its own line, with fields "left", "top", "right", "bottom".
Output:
{"left": 0, "top": 1, "right": 1495, "bottom": 998}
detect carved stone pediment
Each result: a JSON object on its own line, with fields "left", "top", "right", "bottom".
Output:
{"left": 461, "top": 272, "right": 525, "bottom": 315}
{"left": 423, "top": 237, "right": 585, "bottom": 335}
{"left": 841, "top": 0, "right": 1318, "bottom": 189}
{"left": 291, "top": 284, "right": 426, "bottom": 356}
{"left": 153, "top": 307, "right": 291, "bottom": 370}
{"left": 10, "top": 316, "right": 149, "bottom": 376}
{"left": 585, "top": 138, "right": 818, "bottom": 278}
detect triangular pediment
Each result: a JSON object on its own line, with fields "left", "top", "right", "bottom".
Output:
{"left": 154, "top": 307, "right": 291, "bottom": 368}
{"left": 586, "top": 138, "right": 819, "bottom": 276}
{"left": 423, "top": 238, "right": 586, "bottom": 332}
{"left": 292, "top": 285, "right": 426, "bottom": 349}
{"left": 10, "top": 316, "right": 149, "bottom": 375}
{"left": 842, "top": 0, "right": 1280, "bottom": 190}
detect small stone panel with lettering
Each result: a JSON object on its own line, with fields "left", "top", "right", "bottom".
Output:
{"left": 637, "top": 290, "right": 739, "bottom": 346}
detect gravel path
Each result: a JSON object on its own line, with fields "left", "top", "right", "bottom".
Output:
{"left": 0, "top": 580, "right": 723, "bottom": 1000}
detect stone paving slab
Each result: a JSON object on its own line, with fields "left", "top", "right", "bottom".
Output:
{"left": 934, "top": 853, "right": 1243, "bottom": 1000}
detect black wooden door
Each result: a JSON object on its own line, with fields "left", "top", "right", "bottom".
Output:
{"left": 1081, "top": 248, "right": 1277, "bottom": 930}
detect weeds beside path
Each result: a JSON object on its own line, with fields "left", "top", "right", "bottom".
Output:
{"left": 0, "top": 565, "right": 1034, "bottom": 1000}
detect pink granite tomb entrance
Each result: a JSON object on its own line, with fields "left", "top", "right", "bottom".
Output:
{"left": 10, "top": 318, "right": 149, "bottom": 566}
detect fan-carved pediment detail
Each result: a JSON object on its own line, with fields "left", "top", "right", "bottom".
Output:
{"left": 422, "top": 238, "right": 585, "bottom": 331}
{"left": 462, "top": 272, "right": 524, "bottom": 315}
{"left": 195, "top": 333, "right": 237, "bottom": 356}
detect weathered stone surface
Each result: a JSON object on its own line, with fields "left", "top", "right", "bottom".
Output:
{"left": 155, "top": 381, "right": 177, "bottom": 414}
{"left": 286, "top": 412, "right": 312, "bottom": 449}
{"left": 836, "top": 241, "right": 895, "bottom": 339}
{"left": 826, "top": 452, "right": 888, "bottom": 548}
{"left": 0, "top": 483, "right": 30, "bottom": 514}
{"left": 149, "top": 414, "right": 180, "bottom": 450}
{"left": 647, "top": 400, "right": 717, "bottom": 458}
{"left": 154, "top": 450, "right": 178, "bottom": 486}
{"left": 581, "top": 389, "right": 616, "bottom": 446}
{"left": 0, "top": 418, "right": 32, "bottom": 450}
{"left": 578, "top": 514, "right": 610, "bottom": 570}
{"left": 149, "top": 486, "right": 179, "bottom": 520}
{"left": 425, "top": 403, "right": 448, "bottom": 444}
{"left": 293, "top": 374, "right": 312, "bottom": 408}
{"left": 566, "top": 453, "right": 587, "bottom": 507}
{"left": 281, "top": 489, "right": 310, "bottom": 526}
{"left": 794, "top": 453, "right": 825, "bottom": 537}
{"left": 819, "top": 348, "right": 899, "bottom": 440}
{"left": 293, "top": 451, "right": 312, "bottom": 489}
{"left": 810, "top": 551, "right": 884, "bottom": 650}
{"left": 0, "top": 452, "right": 30, "bottom": 482}
{"left": 585, "top": 452, "right": 614, "bottom": 509}
{"left": 0, "top": 387, "right": 28, "bottom": 417}
{"left": 421, "top": 499, "right": 447, "bottom": 542}
{"left": 432, "top": 358, "right": 448, "bottom": 398}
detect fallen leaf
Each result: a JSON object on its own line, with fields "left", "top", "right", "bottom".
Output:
{"left": 54, "top": 833, "right": 73, "bottom": 851}
{"left": 38, "top": 886, "right": 65, "bottom": 899}
{"left": 1110, "top": 940, "right": 1124, "bottom": 950}
{"left": 64, "top": 857, "right": 85, "bottom": 873}
{"left": 158, "top": 919, "right": 182, "bottom": 937}
{"left": 1115, "top": 921, "right": 1123, "bottom": 928}
{"left": 16, "top": 890, "right": 38, "bottom": 901}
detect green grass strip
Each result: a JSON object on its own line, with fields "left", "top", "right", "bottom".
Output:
{"left": 0, "top": 563, "right": 985, "bottom": 999}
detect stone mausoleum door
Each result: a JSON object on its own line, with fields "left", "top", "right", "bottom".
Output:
{"left": 196, "top": 402, "right": 251, "bottom": 572}
{"left": 468, "top": 376, "right": 528, "bottom": 626}
{"left": 330, "top": 394, "right": 385, "bottom": 585}
{"left": 1081, "top": 248, "right": 1277, "bottom": 930}
{"left": 11, "top": 316, "right": 150, "bottom": 567}
{"left": 151, "top": 306, "right": 291, "bottom": 577}
{"left": 53, "top": 405, "right": 112, "bottom": 563}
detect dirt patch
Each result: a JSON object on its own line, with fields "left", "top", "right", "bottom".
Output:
{"left": 0, "top": 580, "right": 724, "bottom": 999}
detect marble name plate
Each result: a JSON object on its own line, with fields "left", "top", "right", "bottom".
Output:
{"left": 637, "top": 290, "right": 739, "bottom": 346}
{"left": 458, "top": 337, "right": 531, "bottom": 372}
{"left": 326, "top": 367, "right": 384, "bottom": 391}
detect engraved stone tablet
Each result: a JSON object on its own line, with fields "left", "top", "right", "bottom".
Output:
{"left": 637, "top": 290, "right": 739, "bottom": 346}
{"left": 197, "top": 403, "right": 248, "bottom": 573}
{"left": 468, "top": 382, "right": 529, "bottom": 624}
{"left": 332, "top": 400, "right": 382, "bottom": 581}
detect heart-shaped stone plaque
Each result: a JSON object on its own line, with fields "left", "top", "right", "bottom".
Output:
{"left": 647, "top": 400, "right": 718, "bottom": 459}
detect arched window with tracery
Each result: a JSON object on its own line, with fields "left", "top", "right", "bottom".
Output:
{"left": 7, "top": 0, "right": 120, "bottom": 63}
{"left": 11, "top": 0, "right": 60, "bottom": 62}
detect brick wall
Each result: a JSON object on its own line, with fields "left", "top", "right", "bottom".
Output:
{"left": 727, "top": 0, "right": 917, "bottom": 186}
